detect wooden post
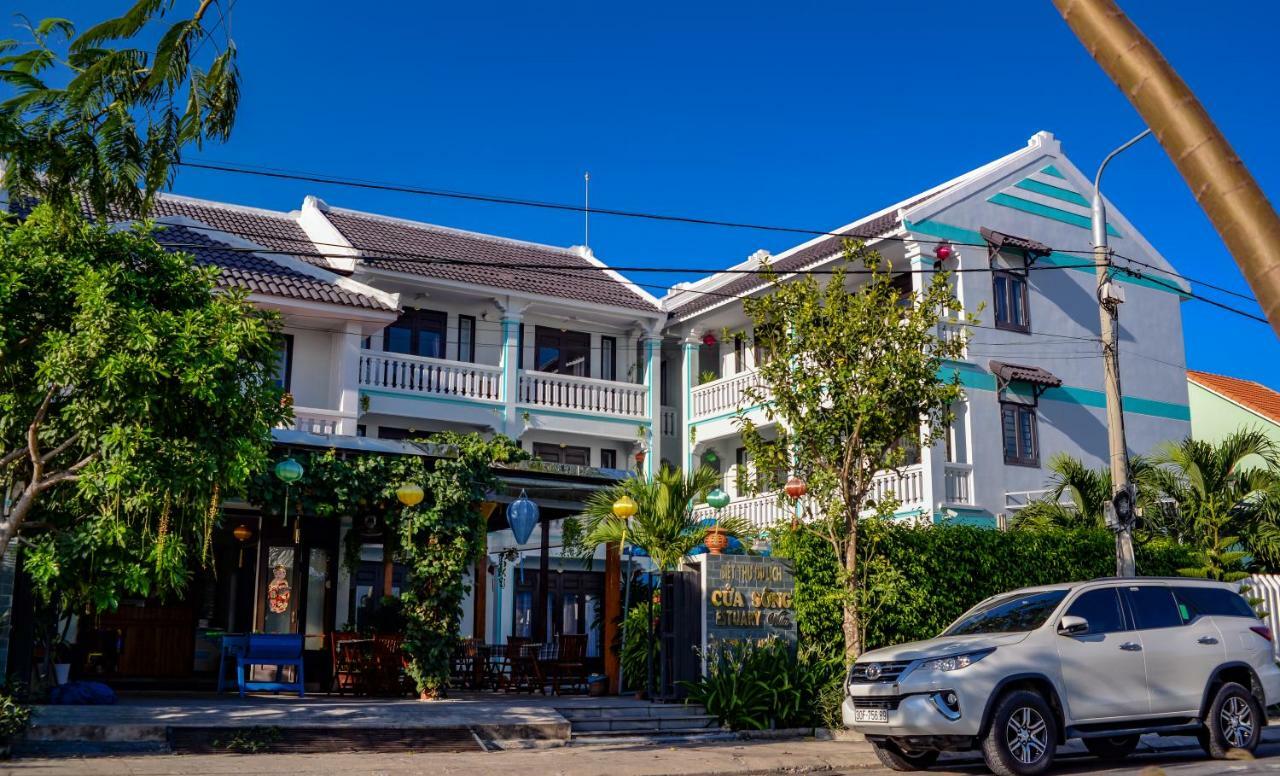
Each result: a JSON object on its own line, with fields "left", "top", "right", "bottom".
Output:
{"left": 472, "top": 556, "right": 487, "bottom": 640}
{"left": 533, "top": 516, "right": 551, "bottom": 643}
{"left": 382, "top": 526, "right": 395, "bottom": 598}
{"left": 603, "top": 543, "right": 621, "bottom": 693}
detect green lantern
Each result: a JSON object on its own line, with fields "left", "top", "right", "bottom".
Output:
{"left": 706, "top": 488, "right": 730, "bottom": 510}
{"left": 274, "top": 457, "right": 304, "bottom": 525}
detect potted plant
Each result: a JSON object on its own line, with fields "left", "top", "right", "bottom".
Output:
{"left": 52, "top": 638, "right": 72, "bottom": 686}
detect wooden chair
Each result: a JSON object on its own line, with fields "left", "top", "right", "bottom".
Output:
{"left": 371, "top": 633, "right": 410, "bottom": 696}
{"left": 451, "top": 637, "right": 480, "bottom": 690}
{"left": 553, "top": 634, "right": 589, "bottom": 695}
{"left": 495, "top": 636, "right": 527, "bottom": 691}
{"left": 329, "top": 632, "right": 361, "bottom": 695}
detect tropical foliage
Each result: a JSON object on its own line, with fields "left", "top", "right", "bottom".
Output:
{"left": 736, "top": 241, "right": 969, "bottom": 660}
{"left": 0, "top": 207, "right": 288, "bottom": 583}
{"left": 246, "top": 434, "right": 526, "bottom": 697}
{"left": 0, "top": 1, "right": 240, "bottom": 219}
{"left": 1012, "top": 453, "right": 1151, "bottom": 530}
{"left": 682, "top": 639, "right": 843, "bottom": 731}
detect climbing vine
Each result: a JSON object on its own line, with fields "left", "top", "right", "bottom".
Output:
{"left": 246, "top": 432, "right": 525, "bottom": 697}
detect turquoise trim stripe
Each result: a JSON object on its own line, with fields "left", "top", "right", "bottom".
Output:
{"left": 904, "top": 219, "right": 1189, "bottom": 296}
{"left": 934, "top": 509, "right": 997, "bottom": 528}
{"left": 1014, "top": 178, "right": 1090, "bottom": 208}
{"left": 688, "top": 403, "right": 769, "bottom": 428}
{"left": 936, "top": 363, "right": 1189, "bottom": 420}
{"left": 525, "top": 407, "right": 650, "bottom": 426}
{"left": 988, "top": 192, "right": 1122, "bottom": 237}
{"left": 360, "top": 388, "right": 502, "bottom": 410}
{"left": 1040, "top": 164, "right": 1066, "bottom": 179}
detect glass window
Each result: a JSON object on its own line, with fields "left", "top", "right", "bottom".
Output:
{"left": 601, "top": 336, "right": 617, "bottom": 381}
{"left": 600, "top": 449, "right": 617, "bottom": 469}
{"left": 1174, "top": 586, "right": 1257, "bottom": 621}
{"left": 273, "top": 335, "right": 293, "bottom": 392}
{"left": 993, "top": 270, "right": 1030, "bottom": 332}
{"left": 457, "top": 315, "right": 476, "bottom": 363}
{"left": 532, "top": 443, "right": 590, "bottom": 466}
{"left": 660, "top": 360, "right": 669, "bottom": 405}
{"left": 733, "top": 334, "right": 746, "bottom": 374}
{"left": 518, "top": 323, "right": 525, "bottom": 369}
{"left": 534, "top": 327, "right": 591, "bottom": 376}
{"left": 1001, "top": 402, "right": 1039, "bottom": 466}
{"left": 263, "top": 546, "right": 296, "bottom": 634}
{"left": 513, "top": 590, "right": 533, "bottom": 638}
{"left": 382, "top": 308, "right": 447, "bottom": 359}
{"left": 1122, "top": 586, "right": 1184, "bottom": 630}
{"left": 1064, "top": 588, "right": 1127, "bottom": 634}
{"left": 304, "top": 549, "right": 329, "bottom": 650}
{"left": 943, "top": 590, "right": 1068, "bottom": 636}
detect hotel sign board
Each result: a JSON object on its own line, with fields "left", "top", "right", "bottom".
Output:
{"left": 699, "top": 554, "right": 797, "bottom": 670}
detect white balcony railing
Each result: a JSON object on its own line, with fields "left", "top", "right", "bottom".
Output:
{"left": 661, "top": 406, "right": 678, "bottom": 437}
{"left": 693, "top": 491, "right": 793, "bottom": 532}
{"left": 943, "top": 462, "right": 974, "bottom": 505}
{"left": 691, "top": 369, "right": 767, "bottom": 420}
{"left": 359, "top": 351, "right": 502, "bottom": 402}
{"left": 518, "top": 370, "right": 647, "bottom": 418}
{"left": 869, "top": 463, "right": 927, "bottom": 512}
{"left": 286, "top": 406, "right": 358, "bottom": 436}
{"left": 937, "top": 319, "right": 968, "bottom": 360}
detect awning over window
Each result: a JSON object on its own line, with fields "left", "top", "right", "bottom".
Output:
{"left": 989, "top": 360, "right": 1062, "bottom": 391}
{"left": 980, "top": 227, "right": 1051, "bottom": 265}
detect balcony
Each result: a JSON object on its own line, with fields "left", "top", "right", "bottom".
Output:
{"left": 285, "top": 406, "right": 358, "bottom": 436}
{"left": 517, "top": 371, "right": 647, "bottom": 419}
{"left": 690, "top": 369, "right": 767, "bottom": 421}
{"left": 359, "top": 351, "right": 503, "bottom": 403}
{"left": 692, "top": 491, "right": 792, "bottom": 532}
{"left": 869, "top": 464, "right": 928, "bottom": 513}
{"left": 943, "top": 462, "right": 974, "bottom": 506}
{"left": 660, "top": 406, "right": 678, "bottom": 438}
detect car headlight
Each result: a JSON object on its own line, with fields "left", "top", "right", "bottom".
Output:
{"left": 920, "top": 649, "right": 994, "bottom": 672}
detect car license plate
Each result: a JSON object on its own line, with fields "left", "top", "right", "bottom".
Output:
{"left": 854, "top": 708, "right": 888, "bottom": 723}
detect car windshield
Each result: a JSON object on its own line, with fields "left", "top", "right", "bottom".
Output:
{"left": 942, "top": 590, "right": 1069, "bottom": 636}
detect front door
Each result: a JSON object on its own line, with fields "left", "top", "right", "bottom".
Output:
{"left": 514, "top": 570, "right": 604, "bottom": 656}
{"left": 1056, "top": 587, "right": 1150, "bottom": 721}
{"left": 253, "top": 520, "right": 337, "bottom": 684}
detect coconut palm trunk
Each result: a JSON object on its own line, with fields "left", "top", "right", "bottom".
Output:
{"left": 1052, "top": 0, "right": 1280, "bottom": 337}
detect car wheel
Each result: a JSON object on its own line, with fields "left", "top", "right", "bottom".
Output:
{"left": 981, "top": 689, "right": 1057, "bottom": 776}
{"left": 1083, "top": 734, "right": 1141, "bottom": 760}
{"left": 871, "top": 741, "right": 940, "bottom": 772}
{"left": 1200, "top": 681, "right": 1263, "bottom": 758}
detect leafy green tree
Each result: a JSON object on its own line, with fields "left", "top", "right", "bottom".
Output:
{"left": 0, "top": 207, "right": 288, "bottom": 576}
{"left": 0, "top": 1, "right": 239, "bottom": 219}
{"left": 1144, "top": 430, "right": 1280, "bottom": 570}
{"left": 736, "top": 241, "right": 968, "bottom": 660}
{"left": 1012, "top": 453, "right": 1153, "bottom": 531}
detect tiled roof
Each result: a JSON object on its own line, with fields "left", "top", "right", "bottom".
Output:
{"left": 666, "top": 194, "right": 946, "bottom": 319}
{"left": 154, "top": 224, "right": 394, "bottom": 311}
{"left": 990, "top": 360, "right": 1063, "bottom": 388}
{"left": 322, "top": 209, "right": 659, "bottom": 312}
{"left": 1188, "top": 370, "right": 1280, "bottom": 426}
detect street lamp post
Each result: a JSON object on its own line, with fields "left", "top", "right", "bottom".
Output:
{"left": 612, "top": 494, "right": 638, "bottom": 694}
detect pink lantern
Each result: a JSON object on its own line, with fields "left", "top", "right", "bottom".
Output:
{"left": 933, "top": 241, "right": 953, "bottom": 261}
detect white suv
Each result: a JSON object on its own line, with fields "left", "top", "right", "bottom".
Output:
{"left": 845, "top": 578, "right": 1280, "bottom": 775}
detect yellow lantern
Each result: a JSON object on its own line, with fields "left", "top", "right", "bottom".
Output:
{"left": 396, "top": 482, "right": 425, "bottom": 507}
{"left": 612, "top": 494, "right": 638, "bottom": 520}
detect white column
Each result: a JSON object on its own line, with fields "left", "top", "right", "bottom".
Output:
{"left": 330, "top": 320, "right": 362, "bottom": 435}
{"left": 680, "top": 328, "right": 699, "bottom": 472}
{"left": 643, "top": 329, "right": 663, "bottom": 476}
{"left": 905, "top": 240, "right": 940, "bottom": 519}
{"left": 497, "top": 298, "right": 527, "bottom": 438}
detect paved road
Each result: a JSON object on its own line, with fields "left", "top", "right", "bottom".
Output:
{"left": 853, "top": 741, "right": 1280, "bottom": 775}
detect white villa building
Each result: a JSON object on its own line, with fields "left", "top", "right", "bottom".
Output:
{"left": 0, "top": 130, "right": 1193, "bottom": 688}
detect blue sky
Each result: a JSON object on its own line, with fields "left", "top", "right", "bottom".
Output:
{"left": 23, "top": 0, "right": 1280, "bottom": 386}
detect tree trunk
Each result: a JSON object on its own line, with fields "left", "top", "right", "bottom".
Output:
{"left": 842, "top": 533, "right": 862, "bottom": 661}
{"left": 0, "top": 481, "right": 36, "bottom": 561}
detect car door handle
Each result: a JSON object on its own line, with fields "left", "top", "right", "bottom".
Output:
{"left": 1198, "top": 636, "right": 1219, "bottom": 645}
{"left": 1119, "top": 642, "right": 1142, "bottom": 651}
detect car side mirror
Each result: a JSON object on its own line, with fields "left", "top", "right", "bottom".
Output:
{"left": 1058, "top": 615, "right": 1089, "bottom": 636}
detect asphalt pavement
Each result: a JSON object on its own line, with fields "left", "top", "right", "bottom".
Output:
{"left": 855, "top": 740, "right": 1280, "bottom": 775}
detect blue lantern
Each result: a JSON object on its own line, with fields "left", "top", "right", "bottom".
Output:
{"left": 507, "top": 489, "right": 540, "bottom": 545}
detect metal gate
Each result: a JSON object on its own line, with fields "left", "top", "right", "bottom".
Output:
{"left": 658, "top": 563, "right": 702, "bottom": 701}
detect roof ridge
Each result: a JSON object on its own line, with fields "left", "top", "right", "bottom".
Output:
{"left": 152, "top": 190, "right": 299, "bottom": 221}
{"left": 326, "top": 205, "right": 583, "bottom": 258}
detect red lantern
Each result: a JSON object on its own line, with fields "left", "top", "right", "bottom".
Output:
{"left": 933, "top": 242, "right": 953, "bottom": 261}
{"left": 701, "top": 332, "right": 717, "bottom": 347}
{"left": 784, "top": 476, "right": 808, "bottom": 501}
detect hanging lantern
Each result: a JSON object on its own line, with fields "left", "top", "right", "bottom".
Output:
{"left": 507, "top": 489, "right": 540, "bottom": 545}
{"left": 703, "top": 450, "right": 719, "bottom": 465}
{"left": 634, "top": 450, "right": 646, "bottom": 468}
{"left": 233, "top": 524, "right": 254, "bottom": 568}
{"left": 784, "top": 476, "right": 808, "bottom": 501}
{"left": 273, "top": 458, "right": 304, "bottom": 526}
{"left": 274, "top": 458, "right": 303, "bottom": 484}
{"left": 612, "top": 495, "right": 638, "bottom": 520}
{"left": 933, "top": 241, "right": 953, "bottom": 261}
{"left": 705, "top": 488, "right": 730, "bottom": 510}
{"left": 701, "top": 332, "right": 717, "bottom": 347}
{"left": 396, "top": 482, "right": 424, "bottom": 507}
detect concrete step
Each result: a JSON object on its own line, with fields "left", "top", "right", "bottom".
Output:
{"left": 556, "top": 703, "right": 708, "bottom": 721}
{"left": 571, "top": 714, "right": 720, "bottom": 733}
{"left": 569, "top": 730, "right": 740, "bottom": 746}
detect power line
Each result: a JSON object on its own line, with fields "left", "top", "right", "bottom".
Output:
{"left": 1112, "top": 251, "right": 1260, "bottom": 305}
{"left": 1109, "top": 263, "right": 1270, "bottom": 325}
{"left": 174, "top": 159, "right": 1106, "bottom": 257}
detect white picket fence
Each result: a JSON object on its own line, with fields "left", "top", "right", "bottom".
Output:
{"left": 1245, "top": 574, "right": 1280, "bottom": 662}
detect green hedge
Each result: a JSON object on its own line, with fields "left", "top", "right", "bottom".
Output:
{"left": 773, "top": 524, "right": 1197, "bottom": 655}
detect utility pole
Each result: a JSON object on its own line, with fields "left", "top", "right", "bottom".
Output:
{"left": 1093, "top": 129, "right": 1149, "bottom": 577}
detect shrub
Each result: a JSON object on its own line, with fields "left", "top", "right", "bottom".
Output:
{"left": 683, "top": 639, "right": 842, "bottom": 730}
{"left": 0, "top": 690, "right": 30, "bottom": 741}
{"left": 773, "top": 523, "right": 1197, "bottom": 654}
{"left": 620, "top": 600, "right": 659, "bottom": 693}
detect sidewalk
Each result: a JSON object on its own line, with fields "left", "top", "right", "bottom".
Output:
{"left": 0, "top": 738, "right": 882, "bottom": 776}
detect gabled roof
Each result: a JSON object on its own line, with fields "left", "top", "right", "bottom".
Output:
{"left": 142, "top": 192, "right": 327, "bottom": 269}
{"left": 153, "top": 222, "right": 396, "bottom": 311}
{"left": 319, "top": 206, "right": 661, "bottom": 313}
{"left": 1188, "top": 370, "right": 1280, "bottom": 426}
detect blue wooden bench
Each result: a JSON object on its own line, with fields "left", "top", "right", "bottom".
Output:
{"left": 237, "top": 633, "right": 305, "bottom": 698}
{"left": 216, "top": 634, "right": 248, "bottom": 694}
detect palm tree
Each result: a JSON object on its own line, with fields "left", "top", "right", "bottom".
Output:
{"left": 1145, "top": 430, "right": 1280, "bottom": 571}
{"left": 575, "top": 465, "right": 752, "bottom": 696}
{"left": 1012, "top": 454, "right": 1151, "bottom": 531}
